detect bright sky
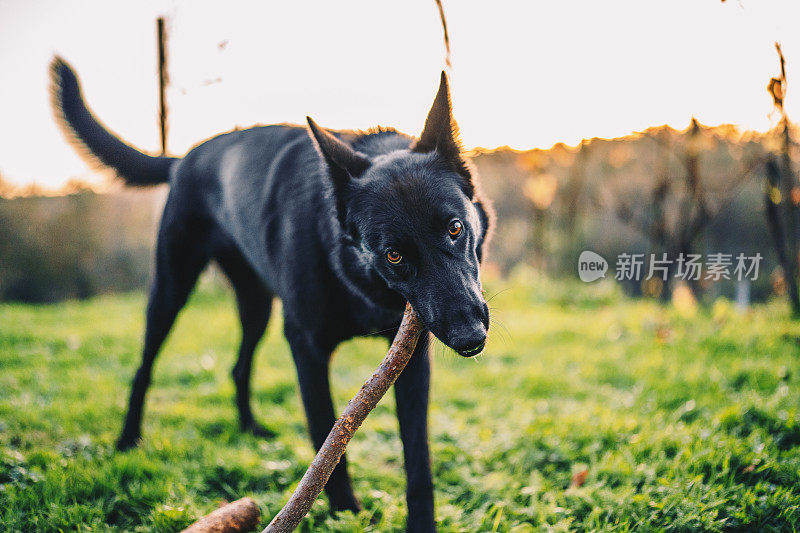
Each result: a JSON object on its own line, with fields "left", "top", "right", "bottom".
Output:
{"left": 0, "top": 0, "right": 798, "bottom": 188}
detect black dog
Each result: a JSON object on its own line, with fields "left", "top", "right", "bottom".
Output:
{"left": 51, "top": 58, "right": 491, "bottom": 532}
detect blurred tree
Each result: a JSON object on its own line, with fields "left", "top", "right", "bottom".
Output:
{"left": 0, "top": 190, "right": 158, "bottom": 302}
{"left": 524, "top": 170, "right": 557, "bottom": 270}
{"left": 0, "top": 171, "right": 13, "bottom": 197}
{"left": 764, "top": 42, "right": 800, "bottom": 316}
{"left": 598, "top": 119, "right": 760, "bottom": 300}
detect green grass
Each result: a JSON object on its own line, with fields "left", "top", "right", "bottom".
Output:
{"left": 2, "top": 270, "right": 800, "bottom": 531}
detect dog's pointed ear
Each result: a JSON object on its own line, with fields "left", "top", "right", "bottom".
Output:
{"left": 412, "top": 72, "right": 474, "bottom": 197}
{"left": 413, "top": 72, "right": 463, "bottom": 159}
{"left": 307, "top": 117, "right": 370, "bottom": 233}
{"left": 307, "top": 116, "right": 370, "bottom": 186}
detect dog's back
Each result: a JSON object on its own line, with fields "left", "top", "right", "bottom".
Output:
{"left": 169, "top": 124, "right": 320, "bottom": 289}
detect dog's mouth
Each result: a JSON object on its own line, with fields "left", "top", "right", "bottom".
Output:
{"left": 456, "top": 340, "right": 486, "bottom": 358}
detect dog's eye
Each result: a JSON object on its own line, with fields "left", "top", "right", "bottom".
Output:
{"left": 386, "top": 249, "right": 403, "bottom": 264}
{"left": 448, "top": 219, "right": 463, "bottom": 238}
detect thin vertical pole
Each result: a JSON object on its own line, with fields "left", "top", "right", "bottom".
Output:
{"left": 157, "top": 17, "right": 168, "bottom": 156}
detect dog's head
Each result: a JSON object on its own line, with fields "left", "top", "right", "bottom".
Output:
{"left": 307, "top": 73, "right": 491, "bottom": 357}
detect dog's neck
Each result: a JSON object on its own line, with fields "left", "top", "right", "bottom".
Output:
{"left": 327, "top": 226, "right": 406, "bottom": 324}
{"left": 317, "top": 129, "right": 415, "bottom": 327}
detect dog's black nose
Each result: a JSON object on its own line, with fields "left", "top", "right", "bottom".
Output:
{"left": 457, "top": 339, "right": 486, "bottom": 357}
{"left": 452, "top": 326, "right": 487, "bottom": 357}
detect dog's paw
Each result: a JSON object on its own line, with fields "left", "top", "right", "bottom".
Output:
{"left": 405, "top": 510, "right": 436, "bottom": 533}
{"left": 242, "top": 421, "right": 277, "bottom": 439}
{"left": 115, "top": 434, "right": 141, "bottom": 451}
{"left": 405, "top": 520, "right": 437, "bottom": 533}
{"left": 329, "top": 495, "right": 362, "bottom": 515}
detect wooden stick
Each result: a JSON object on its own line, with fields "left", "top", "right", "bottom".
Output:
{"left": 263, "top": 303, "right": 424, "bottom": 533}
{"left": 181, "top": 497, "right": 260, "bottom": 533}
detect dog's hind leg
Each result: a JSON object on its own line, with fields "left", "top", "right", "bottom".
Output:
{"left": 284, "top": 321, "right": 361, "bottom": 514}
{"left": 117, "top": 209, "right": 211, "bottom": 451}
{"left": 215, "top": 247, "right": 274, "bottom": 437}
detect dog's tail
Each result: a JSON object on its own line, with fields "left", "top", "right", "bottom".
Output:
{"left": 49, "top": 56, "right": 177, "bottom": 185}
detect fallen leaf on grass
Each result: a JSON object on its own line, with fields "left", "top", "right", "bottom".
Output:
{"left": 570, "top": 468, "right": 589, "bottom": 488}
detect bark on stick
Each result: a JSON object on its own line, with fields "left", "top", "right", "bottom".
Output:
{"left": 181, "top": 497, "right": 260, "bottom": 533}
{"left": 263, "top": 302, "right": 424, "bottom": 533}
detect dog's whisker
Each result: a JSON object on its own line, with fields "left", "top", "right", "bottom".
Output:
{"left": 494, "top": 321, "right": 513, "bottom": 342}
{"left": 486, "top": 319, "right": 513, "bottom": 347}
{"left": 485, "top": 288, "right": 511, "bottom": 304}
{"left": 368, "top": 326, "right": 404, "bottom": 338}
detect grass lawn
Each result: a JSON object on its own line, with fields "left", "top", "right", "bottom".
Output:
{"left": 1, "top": 272, "right": 800, "bottom": 531}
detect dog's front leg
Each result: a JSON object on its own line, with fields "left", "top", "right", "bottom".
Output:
{"left": 284, "top": 322, "right": 361, "bottom": 514}
{"left": 394, "top": 331, "right": 435, "bottom": 532}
